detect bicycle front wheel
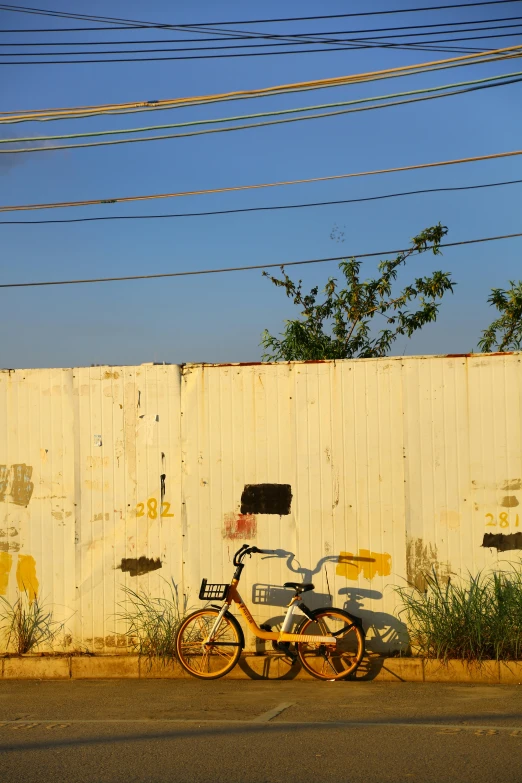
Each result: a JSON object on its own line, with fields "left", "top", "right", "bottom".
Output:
{"left": 176, "top": 609, "right": 243, "bottom": 680}
{"left": 297, "top": 608, "right": 364, "bottom": 681}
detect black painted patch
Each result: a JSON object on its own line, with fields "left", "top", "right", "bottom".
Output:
{"left": 118, "top": 556, "right": 162, "bottom": 577}
{"left": 482, "top": 532, "right": 522, "bottom": 552}
{"left": 160, "top": 473, "right": 166, "bottom": 501}
{"left": 240, "top": 484, "right": 292, "bottom": 515}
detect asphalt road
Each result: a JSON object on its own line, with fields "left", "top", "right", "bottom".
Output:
{"left": 0, "top": 680, "right": 521, "bottom": 783}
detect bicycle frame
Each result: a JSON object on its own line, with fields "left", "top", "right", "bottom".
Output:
{"left": 208, "top": 579, "right": 336, "bottom": 646}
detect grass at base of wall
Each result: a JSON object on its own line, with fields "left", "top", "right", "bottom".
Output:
{"left": 396, "top": 565, "right": 522, "bottom": 662}
{"left": 0, "top": 592, "right": 63, "bottom": 655}
{"left": 115, "top": 579, "right": 192, "bottom": 669}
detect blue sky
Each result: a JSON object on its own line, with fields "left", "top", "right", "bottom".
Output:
{"left": 1, "top": 0, "right": 521, "bottom": 368}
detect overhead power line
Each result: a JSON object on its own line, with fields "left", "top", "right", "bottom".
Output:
{"left": 0, "top": 39, "right": 493, "bottom": 63}
{"left": 2, "top": 232, "right": 521, "bottom": 289}
{"left": 8, "top": 56, "right": 514, "bottom": 124}
{"left": 5, "top": 45, "right": 519, "bottom": 123}
{"left": 2, "top": 148, "right": 521, "bottom": 213}
{"left": 4, "top": 69, "right": 521, "bottom": 146}
{"left": 3, "top": 16, "right": 522, "bottom": 45}
{"left": 0, "top": 1, "right": 520, "bottom": 31}
{"left": 4, "top": 23, "right": 522, "bottom": 55}
{"left": 1, "top": 177, "right": 520, "bottom": 226}
{"left": 2, "top": 74, "right": 520, "bottom": 153}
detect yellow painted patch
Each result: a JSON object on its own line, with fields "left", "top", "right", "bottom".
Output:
{"left": 336, "top": 549, "right": 392, "bottom": 581}
{"left": 0, "top": 552, "right": 13, "bottom": 595}
{"left": 16, "top": 555, "right": 39, "bottom": 602}
{"left": 440, "top": 510, "right": 461, "bottom": 530}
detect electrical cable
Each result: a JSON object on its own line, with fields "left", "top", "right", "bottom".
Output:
{"left": 2, "top": 148, "right": 521, "bottom": 213}
{"left": 3, "top": 16, "right": 522, "bottom": 45}
{"left": 2, "top": 75, "right": 520, "bottom": 153}
{"left": 0, "top": 177, "right": 520, "bottom": 226}
{"left": 1, "top": 231, "right": 521, "bottom": 289}
{"left": 0, "top": 1, "right": 520, "bottom": 30}
{"left": 0, "top": 39, "right": 492, "bottom": 63}
{"left": 4, "top": 69, "right": 521, "bottom": 145}
{"left": 10, "top": 52, "right": 515, "bottom": 123}
{"left": 4, "top": 23, "right": 522, "bottom": 55}
{"left": 5, "top": 44, "right": 517, "bottom": 122}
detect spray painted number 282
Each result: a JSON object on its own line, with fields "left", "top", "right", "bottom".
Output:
{"left": 136, "top": 498, "right": 174, "bottom": 519}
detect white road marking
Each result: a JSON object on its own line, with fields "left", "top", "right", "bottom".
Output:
{"left": 251, "top": 702, "right": 295, "bottom": 723}
{"left": 0, "top": 719, "right": 520, "bottom": 733}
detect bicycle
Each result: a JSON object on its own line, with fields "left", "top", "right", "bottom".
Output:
{"left": 175, "top": 543, "right": 365, "bottom": 681}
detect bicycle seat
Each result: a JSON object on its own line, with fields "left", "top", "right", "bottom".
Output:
{"left": 284, "top": 582, "right": 314, "bottom": 593}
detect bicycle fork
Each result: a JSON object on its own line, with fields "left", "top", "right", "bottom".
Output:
{"left": 205, "top": 603, "right": 229, "bottom": 644}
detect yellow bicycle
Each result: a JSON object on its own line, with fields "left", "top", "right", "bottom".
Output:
{"left": 175, "top": 544, "right": 365, "bottom": 681}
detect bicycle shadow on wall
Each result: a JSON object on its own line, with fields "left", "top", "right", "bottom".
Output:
{"left": 238, "top": 549, "right": 405, "bottom": 681}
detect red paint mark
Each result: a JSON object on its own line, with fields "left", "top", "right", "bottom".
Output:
{"left": 223, "top": 512, "right": 257, "bottom": 540}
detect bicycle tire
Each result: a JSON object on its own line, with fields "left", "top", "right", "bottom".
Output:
{"left": 296, "top": 607, "right": 365, "bottom": 681}
{"left": 175, "top": 608, "right": 243, "bottom": 680}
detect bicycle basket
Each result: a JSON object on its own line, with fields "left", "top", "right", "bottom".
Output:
{"left": 199, "top": 579, "right": 229, "bottom": 601}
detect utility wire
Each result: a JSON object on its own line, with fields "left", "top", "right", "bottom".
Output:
{"left": 3, "top": 148, "right": 521, "bottom": 213}
{"left": 9, "top": 54, "right": 519, "bottom": 123}
{"left": 4, "top": 16, "right": 522, "bottom": 45}
{"left": 0, "top": 39, "right": 492, "bottom": 63}
{"left": 6, "top": 45, "right": 518, "bottom": 123}
{"left": 4, "top": 23, "right": 522, "bottom": 55}
{"left": 2, "top": 232, "right": 521, "bottom": 289}
{"left": 2, "top": 75, "right": 520, "bottom": 153}
{"left": 0, "top": 1, "right": 520, "bottom": 30}
{"left": 5, "top": 69, "right": 521, "bottom": 145}
{"left": 1, "top": 177, "right": 520, "bottom": 226}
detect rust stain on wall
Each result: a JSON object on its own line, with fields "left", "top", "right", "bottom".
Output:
{"left": 84, "top": 479, "right": 110, "bottom": 491}
{"left": 406, "top": 537, "right": 451, "bottom": 591}
{"left": 501, "top": 495, "right": 519, "bottom": 508}
{"left": 103, "top": 633, "right": 132, "bottom": 648}
{"left": 501, "top": 479, "right": 521, "bottom": 490}
{"left": 0, "top": 541, "right": 20, "bottom": 553}
{"left": 223, "top": 512, "right": 257, "bottom": 540}
{"left": 0, "top": 552, "right": 13, "bottom": 595}
{"left": 0, "top": 527, "right": 18, "bottom": 538}
{"left": 87, "top": 456, "right": 110, "bottom": 469}
{"left": 10, "top": 464, "right": 34, "bottom": 506}
{"left": 16, "top": 555, "right": 39, "bottom": 601}
{"left": 336, "top": 549, "right": 391, "bottom": 581}
{"left": 0, "top": 465, "right": 9, "bottom": 502}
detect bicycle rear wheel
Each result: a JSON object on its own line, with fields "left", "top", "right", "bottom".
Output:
{"left": 297, "top": 608, "right": 364, "bottom": 681}
{"left": 176, "top": 609, "right": 243, "bottom": 680}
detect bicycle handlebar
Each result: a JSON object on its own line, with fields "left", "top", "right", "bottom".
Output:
{"left": 232, "top": 544, "right": 263, "bottom": 565}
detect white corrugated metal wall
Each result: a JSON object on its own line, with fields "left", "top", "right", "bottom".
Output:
{"left": 0, "top": 354, "right": 520, "bottom": 653}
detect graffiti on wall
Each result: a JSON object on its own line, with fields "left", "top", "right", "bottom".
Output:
{"left": 0, "top": 553, "right": 39, "bottom": 600}
{"left": 336, "top": 549, "right": 392, "bottom": 581}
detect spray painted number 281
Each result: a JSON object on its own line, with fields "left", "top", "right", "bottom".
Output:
{"left": 136, "top": 498, "right": 174, "bottom": 519}
{"left": 485, "top": 512, "right": 519, "bottom": 528}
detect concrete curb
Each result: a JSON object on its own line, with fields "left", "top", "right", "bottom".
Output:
{"left": 0, "top": 655, "right": 521, "bottom": 682}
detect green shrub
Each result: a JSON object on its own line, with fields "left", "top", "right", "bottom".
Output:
{"left": 395, "top": 565, "right": 522, "bottom": 661}
{"left": 0, "top": 592, "right": 62, "bottom": 654}
{"left": 116, "top": 579, "right": 191, "bottom": 667}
